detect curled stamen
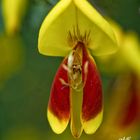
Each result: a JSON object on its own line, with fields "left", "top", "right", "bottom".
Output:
{"left": 59, "top": 78, "right": 70, "bottom": 90}
{"left": 62, "top": 64, "right": 71, "bottom": 73}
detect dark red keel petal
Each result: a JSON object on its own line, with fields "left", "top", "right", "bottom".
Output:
{"left": 82, "top": 45, "right": 103, "bottom": 134}
{"left": 47, "top": 58, "right": 70, "bottom": 134}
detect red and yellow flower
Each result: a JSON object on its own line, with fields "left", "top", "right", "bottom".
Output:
{"left": 38, "top": 0, "right": 118, "bottom": 138}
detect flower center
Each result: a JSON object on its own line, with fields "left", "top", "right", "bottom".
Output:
{"left": 60, "top": 41, "right": 88, "bottom": 92}
{"left": 59, "top": 26, "right": 90, "bottom": 90}
{"left": 68, "top": 46, "right": 83, "bottom": 90}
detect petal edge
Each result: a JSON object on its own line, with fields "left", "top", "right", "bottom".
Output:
{"left": 83, "top": 110, "right": 103, "bottom": 134}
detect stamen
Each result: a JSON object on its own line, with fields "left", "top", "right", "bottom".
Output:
{"left": 59, "top": 78, "right": 69, "bottom": 89}
{"left": 67, "top": 25, "right": 91, "bottom": 47}
{"left": 62, "top": 64, "right": 71, "bottom": 73}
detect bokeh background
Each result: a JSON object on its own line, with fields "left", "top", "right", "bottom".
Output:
{"left": 0, "top": 0, "right": 140, "bottom": 140}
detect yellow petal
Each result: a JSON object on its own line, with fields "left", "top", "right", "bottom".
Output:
{"left": 107, "top": 19, "right": 124, "bottom": 46}
{"left": 107, "top": 21, "right": 140, "bottom": 75}
{"left": 96, "top": 21, "right": 140, "bottom": 75}
{"left": 2, "top": 0, "right": 28, "bottom": 35}
{"left": 74, "top": 0, "right": 118, "bottom": 56}
{"left": 83, "top": 109, "right": 103, "bottom": 134}
{"left": 121, "top": 32, "right": 140, "bottom": 76}
{"left": 38, "top": 0, "right": 73, "bottom": 56}
{"left": 47, "top": 109, "right": 69, "bottom": 134}
{"left": 38, "top": 0, "right": 118, "bottom": 57}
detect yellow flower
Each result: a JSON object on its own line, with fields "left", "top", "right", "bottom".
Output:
{"left": 38, "top": 0, "right": 118, "bottom": 138}
{"left": 2, "top": 0, "right": 28, "bottom": 35}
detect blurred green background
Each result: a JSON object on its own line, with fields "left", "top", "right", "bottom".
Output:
{"left": 0, "top": 0, "right": 140, "bottom": 140}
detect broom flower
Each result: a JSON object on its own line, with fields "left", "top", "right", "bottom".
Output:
{"left": 38, "top": 0, "right": 118, "bottom": 138}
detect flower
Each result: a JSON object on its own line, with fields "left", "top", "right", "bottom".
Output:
{"left": 93, "top": 74, "right": 140, "bottom": 140}
{"left": 47, "top": 42, "right": 103, "bottom": 138}
{"left": 38, "top": 0, "right": 118, "bottom": 138}
{"left": 1, "top": 0, "right": 28, "bottom": 35}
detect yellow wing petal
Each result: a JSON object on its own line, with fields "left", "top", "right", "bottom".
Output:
{"left": 38, "top": 0, "right": 118, "bottom": 57}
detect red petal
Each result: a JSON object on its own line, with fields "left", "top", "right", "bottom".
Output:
{"left": 121, "top": 92, "right": 139, "bottom": 127}
{"left": 119, "top": 76, "right": 140, "bottom": 128}
{"left": 47, "top": 58, "right": 70, "bottom": 133}
{"left": 82, "top": 46, "right": 103, "bottom": 121}
{"left": 82, "top": 45, "right": 103, "bottom": 133}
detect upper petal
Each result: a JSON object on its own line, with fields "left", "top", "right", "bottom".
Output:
{"left": 38, "top": 0, "right": 74, "bottom": 56}
{"left": 74, "top": 0, "right": 118, "bottom": 56}
{"left": 38, "top": 0, "right": 118, "bottom": 56}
